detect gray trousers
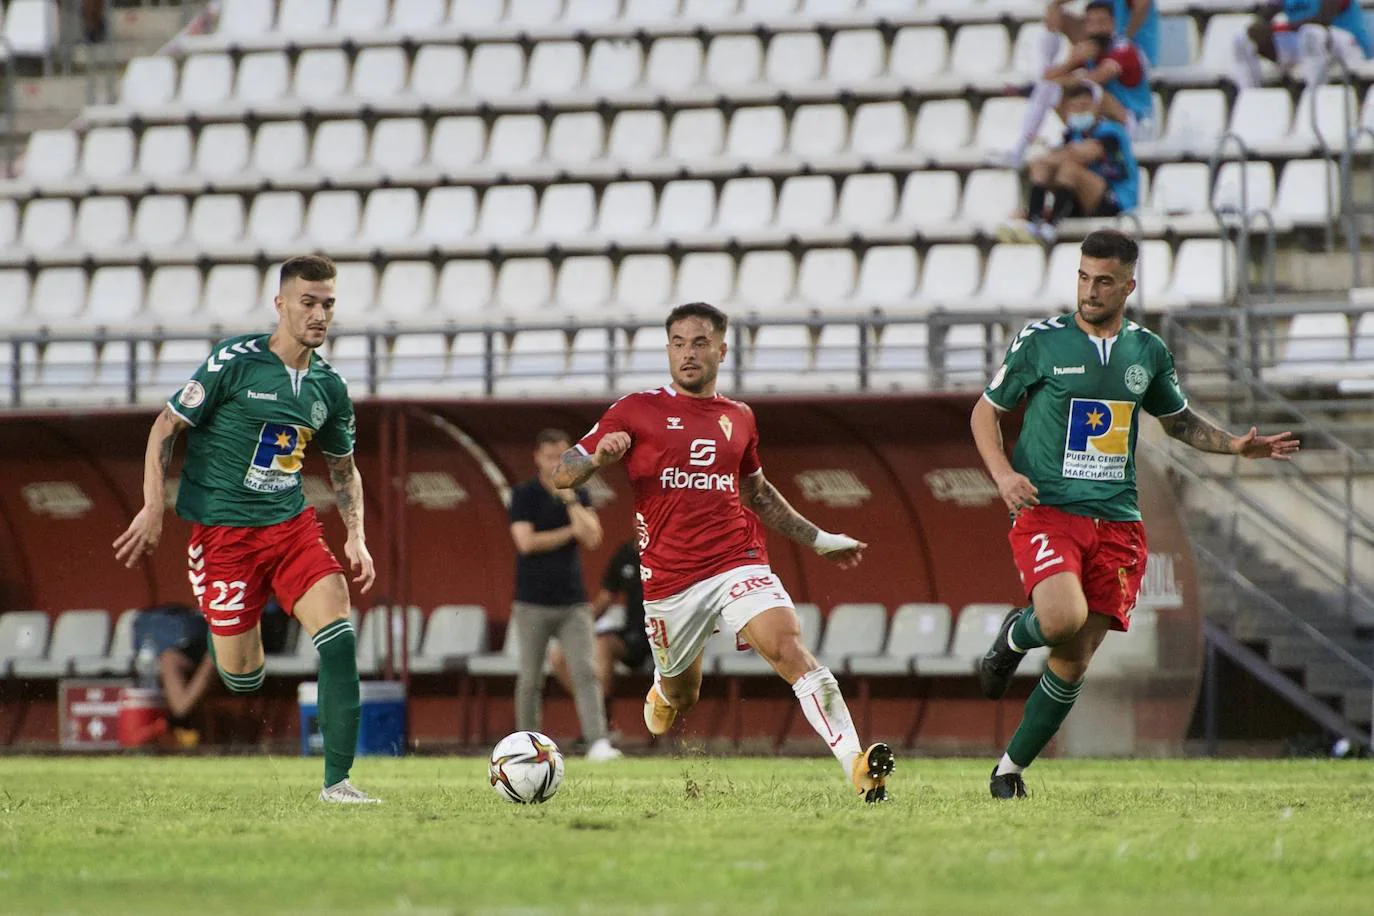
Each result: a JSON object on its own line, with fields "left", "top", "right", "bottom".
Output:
{"left": 512, "top": 601, "right": 607, "bottom": 744}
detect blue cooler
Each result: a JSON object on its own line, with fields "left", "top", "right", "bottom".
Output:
{"left": 298, "top": 681, "right": 407, "bottom": 757}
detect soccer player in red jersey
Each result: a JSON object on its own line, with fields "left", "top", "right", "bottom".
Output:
{"left": 553, "top": 303, "right": 894, "bottom": 802}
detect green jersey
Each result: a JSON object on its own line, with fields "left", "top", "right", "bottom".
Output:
{"left": 983, "top": 315, "right": 1188, "bottom": 522}
{"left": 166, "top": 334, "right": 356, "bottom": 527}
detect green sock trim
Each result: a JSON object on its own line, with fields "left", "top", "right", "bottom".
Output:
{"left": 315, "top": 621, "right": 360, "bottom": 788}
{"left": 1005, "top": 668, "right": 1082, "bottom": 768}
{"left": 218, "top": 665, "right": 265, "bottom": 694}
{"left": 1009, "top": 605, "right": 1049, "bottom": 651}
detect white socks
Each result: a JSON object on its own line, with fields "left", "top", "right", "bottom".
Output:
{"left": 793, "top": 667, "right": 862, "bottom": 776}
{"left": 995, "top": 753, "right": 1025, "bottom": 776}
{"left": 1009, "top": 79, "right": 1063, "bottom": 166}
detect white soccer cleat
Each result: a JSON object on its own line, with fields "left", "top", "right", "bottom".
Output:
{"left": 320, "top": 779, "right": 382, "bottom": 804}
{"left": 585, "top": 738, "right": 624, "bottom": 762}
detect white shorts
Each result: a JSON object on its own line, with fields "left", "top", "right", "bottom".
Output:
{"left": 642, "top": 564, "right": 795, "bottom": 677}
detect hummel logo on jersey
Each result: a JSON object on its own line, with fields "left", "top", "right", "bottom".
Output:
{"left": 666, "top": 417, "right": 683, "bottom": 430}
{"left": 1053, "top": 366, "right": 1086, "bottom": 375}
{"left": 247, "top": 390, "right": 278, "bottom": 401}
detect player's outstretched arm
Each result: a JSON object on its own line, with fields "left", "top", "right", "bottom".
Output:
{"left": 1158, "top": 407, "right": 1300, "bottom": 460}
{"left": 113, "top": 407, "right": 187, "bottom": 568}
{"left": 551, "top": 432, "right": 631, "bottom": 489}
{"left": 326, "top": 453, "right": 376, "bottom": 593}
{"left": 741, "top": 473, "right": 867, "bottom": 569}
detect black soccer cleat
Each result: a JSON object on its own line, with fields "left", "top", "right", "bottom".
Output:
{"left": 851, "top": 742, "right": 895, "bottom": 803}
{"left": 989, "top": 765, "right": 1027, "bottom": 800}
{"left": 979, "top": 607, "right": 1027, "bottom": 700}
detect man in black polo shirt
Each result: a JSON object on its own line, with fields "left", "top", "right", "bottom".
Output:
{"left": 509, "top": 428, "right": 622, "bottom": 762}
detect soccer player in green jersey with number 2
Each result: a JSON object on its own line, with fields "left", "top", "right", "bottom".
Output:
{"left": 972, "top": 229, "right": 1299, "bottom": 799}
{"left": 114, "top": 255, "right": 380, "bottom": 804}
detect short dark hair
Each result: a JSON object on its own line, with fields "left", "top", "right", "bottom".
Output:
{"left": 1081, "top": 229, "right": 1138, "bottom": 266}
{"left": 1063, "top": 83, "right": 1094, "bottom": 101}
{"left": 665, "top": 302, "right": 729, "bottom": 336}
{"left": 535, "top": 428, "right": 571, "bottom": 448}
{"left": 280, "top": 255, "right": 337, "bottom": 287}
{"left": 1084, "top": 0, "right": 1115, "bottom": 18}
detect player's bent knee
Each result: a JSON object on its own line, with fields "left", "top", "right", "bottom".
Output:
{"left": 218, "top": 664, "right": 265, "bottom": 694}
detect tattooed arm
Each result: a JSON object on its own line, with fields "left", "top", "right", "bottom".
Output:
{"left": 741, "top": 473, "right": 867, "bottom": 569}
{"left": 114, "top": 406, "right": 188, "bottom": 567}
{"left": 552, "top": 432, "right": 632, "bottom": 489}
{"left": 326, "top": 453, "right": 376, "bottom": 592}
{"left": 1157, "top": 407, "right": 1300, "bottom": 460}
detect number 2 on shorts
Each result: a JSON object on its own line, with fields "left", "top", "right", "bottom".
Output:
{"left": 1030, "top": 533, "right": 1056, "bottom": 563}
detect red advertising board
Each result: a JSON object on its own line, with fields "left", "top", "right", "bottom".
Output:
{"left": 59, "top": 680, "right": 128, "bottom": 751}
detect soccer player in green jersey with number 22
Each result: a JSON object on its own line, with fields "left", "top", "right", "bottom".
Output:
{"left": 972, "top": 229, "right": 1299, "bottom": 799}
{"left": 114, "top": 255, "right": 380, "bottom": 804}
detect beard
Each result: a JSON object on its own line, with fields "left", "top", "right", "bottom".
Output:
{"left": 674, "top": 365, "right": 716, "bottom": 393}
{"left": 1077, "top": 300, "right": 1122, "bottom": 325}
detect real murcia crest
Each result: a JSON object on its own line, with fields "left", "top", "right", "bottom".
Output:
{"left": 717, "top": 415, "right": 733, "bottom": 440}
{"left": 1124, "top": 364, "right": 1150, "bottom": 395}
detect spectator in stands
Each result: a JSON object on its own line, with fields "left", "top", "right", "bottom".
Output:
{"left": 136, "top": 604, "right": 216, "bottom": 749}
{"left": 1045, "top": 0, "right": 1160, "bottom": 66}
{"left": 549, "top": 540, "right": 650, "bottom": 727}
{"left": 508, "top": 429, "right": 622, "bottom": 762}
{"left": 82, "top": 0, "right": 108, "bottom": 42}
{"left": 1007, "top": 1, "right": 1155, "bottom": 168}
{"left": 1232, "top": 1, "right": 1372, "bottom": 93}
{"left": 1003, "top": 84, "right": 1140, "bottom": 245}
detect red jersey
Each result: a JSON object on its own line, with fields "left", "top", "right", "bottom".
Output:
{"left": 576, "top": 385, "right": 769, "bottom": 601}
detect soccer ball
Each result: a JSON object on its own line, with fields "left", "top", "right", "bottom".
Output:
{"left": 489, "top": 731, "right": 565, "bottom": 804}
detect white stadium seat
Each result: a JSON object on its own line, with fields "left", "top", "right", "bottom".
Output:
{"left": 468, "top": 44, "right": 526, "bottom": 98}
{"left": 1275, "top": 160, "right": 1340, "bottom": 225}
{"left": 335, "top": 0, "right": 388, "bottom": 33}
{"left": 304, "top": 191, "right": 362, "bottom": 247}
{"left": 437, "top": 260, "right": 494, "bottom": 317}
{"left": 293, "top": 50, "right": 350, "bottom": 103}
{"left": 1212, "top": 161, "right": 1275, "bottom": 215}
{"left": 252, "top": 122, "right": 309, "bottom": 177}
{"left": 5, "top": 0, "right": 59, "bottom": 58}
{"left": 376, "top": 261, "right": 436, "bottom": 318}
{"left": 950, "top": 24, "right": 1011, "bottom": 80}
{"left": 646, "top": 37, "right": 705, "bottom": 91}
{"left": 548, "top": 113, "right": 605, "bottom": 166}
{"left": 598, "top": 181, "right": 656, "bottom": 236}
{"left": 138, "top": 126, "right": 193, "bottom": 179}
{"left": 566, "top": 0, "right": 621, "bottom": 24}
{"left": 614, "top": 254, "right": 674, "bottom": 314}
{"left": 960, "top": 169, "right": 1019, "bottom": 225}
{"left": 449, "top": 0, "right": 503, "bottom": 26}
{"left": 279, "top": 0, "right": 330, "bottom": 34}
{"left": 479, "top": 185, "right": 537, "bottom": 241}
{"left": 836, "top": 173, "right": 898, "bottom": 229}
{"left": 917, "top": 244, "right": 981, "bottom": 306}
{"left": 495, "top": 258, "right": 554, "bottom": 314}
{"left": 203, "top": 264, "right": 263, "bottom": 322}
{"left": 31, "top": 268, "right": 87, "bottom": 323}
{"left": 22, "top": 129, "right": 78, "bottom": 183}
{"left": 180, "top": 53, "right": 233, "bottom": 107}
{"left": 766, "top": 32, "right": 824, "bottom": 86}
{"left": 392, "top": 0, "right": 445, "bottom": 30}
{"left": 727, "top": 107, "right": 787, "bottom": 162}
{"left": 776, "top": 175, "right": 836, "bottom": 231}
{"left": 1161, "top": 89, "right": 1228, "bottom": 156}
{"left": 975, "top": 245, "right": 1046, "bottom": 308}
{"left": 147, "top": 267, "right": 202, "bottom": 322}
{"left": 1230, "top": 88, "right": 1293, "bottom": 150}
{"left": 360, "top": 189, "right": 420, "bottom": 245}
{"left": 790, "top": 104, "right": 847, "bottom": 158}
{"left": 1272, "top": 313, "right": 1352, "bottom": 377}
{"left": 899, "top": 171, "right": 960, "bottom": 228}
{"left": 735, "top": 251, "right": 796, "bottom": 312}
{"left": 370, "top": 118, "right": 427, "bottom": 174}
{"left": 717, "top": 177, "right": 776, "bottom": 234}
{"left": 218, "top": 0, "right": 275, "bottom": 37}
{"left": 666, "top": 109, "right": 726, "bottom": 161}
{"left": 311, "top": 119, "right": 368, "bottom": 175}
{"left": 87, "top": 267, "right": 144, "bottom": 324}
{"left": 1163, "top": 239, "right": 1237, "bottom": 307}
{"left": 411, "top": 46, "right": 467, "bottom": 100}
{"left": 195, "top": 123, "right": 251, "bottom": 178}
{"left": 891, "top": 27, "right": 948, "bottom": 82}
{"left": 536, "top": 184, "right": 597, "bottom": 240}
{"left": 675, "top": 252, "right": 735, "bottom": 305}
{"left": 81, "top": 127, "right": 135, "bottom": 181}
{"left": 189, "top": 195, "right": 245, "bottom": 248}
{"left": 1150, "top": 162, "right": 1211, "bottom": 215}
{"left": 487, "top": 115, "right": 546, "bottom": 167}
{"left": 556, "top": 256, "right": 615, "bottom": 313}
{"left": 850, "top": 102, "right": 909, "bottom": 157}
{"left": 352, "top": 47, "right": 409, "bottom": 102}
{"left": 527, "top": 42, "right": 585, "bottom": 97}
{"left": 235, "top": 52, "right": 290, "bottom": 104}
{"left": 21, "top": 198, "right": 74, "bottom": 251}
{"left": 914, "top": 99, "right": 972, "bottom": 153}
{"left": 122, "top": 57, "right": 176, "bottom": 108}
{"left": 247, "top": 191, "right": 305, "bottom": 247}
{"left": 657, "top": 180, "right": 715, "bottom": 235}
{"left": 798, "top": 249, "right": 857, "bottom": 309}
{"left": 132, "top": 195, "right": 188, "bottom": 248}
{"left": 430, "top": 117, "right": 486, "bottom": 172}
{"left": 828, "top": 29, "right": 883, "bottom": 85}
{"left": 609, "top": 110, "right": 667, "bottom": 164}
{"left": 586, "top": 39, "right": 644, "bottom": 94}
{"left": 857, "top": 246, "right": 919, "bottom": 306}
{"left": 419, "top": 187, "right": 478, "bottom": 244}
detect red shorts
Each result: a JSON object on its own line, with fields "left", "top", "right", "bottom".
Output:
{"left": 1008, "top": 505, "right": 1147, "bottom": 632}
{"left": 187, "top": 507, "right": 344, "bottom": 637}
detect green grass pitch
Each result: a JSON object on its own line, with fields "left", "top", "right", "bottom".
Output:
{"left": 1, "top": 756, "right": 1371, "bottom": 915}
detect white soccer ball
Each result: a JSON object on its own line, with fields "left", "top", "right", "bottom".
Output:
{"left": 489, "top": 731, "right": 566, "bottom": 804}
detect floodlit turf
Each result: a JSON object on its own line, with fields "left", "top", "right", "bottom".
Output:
{"left": 1, "top": 755, "right": 1372, "bottom": 915}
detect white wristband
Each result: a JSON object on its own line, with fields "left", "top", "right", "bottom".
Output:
{"left": 813, "top": 530, "right": 859, "bottom": 555}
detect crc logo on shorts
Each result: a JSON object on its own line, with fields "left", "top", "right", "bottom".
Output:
{"left": 178, "top": 380, "right": 206, "bottom": 409}
{"left": 1123, "top": 364, "right": 1150, "bottom": 395}
{"left": 1063, "top": 398, "right": 1134, "bottom": 481}
{"left": 244, "top": 423, "right": 313, "bottom": 492}
{"left": 688, "top": 438, "right": 716, "bottom": 467}
{"left": 728, "top": 573, "right": 778, "bottom": 601}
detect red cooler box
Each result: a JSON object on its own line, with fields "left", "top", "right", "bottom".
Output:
{"left": 117, "top": 687, "right": 167, "bottom": 747}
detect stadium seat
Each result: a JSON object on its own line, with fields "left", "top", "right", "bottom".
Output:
{"left": 479, "top": 185, "right": 537, "bottom": 241}
{"left": 614, "top": 254, "right": 675, "bottom": 315}
{"left": 122, "top": 56, "right": 176, "bottom": 108}
{"left": 913, "top": 99, "right": 973, "bottom": 154}
{"left": 658, "top": 180, "right": 716, "bottom": 235}
{"left": 1149, "top": 162, "right": 1211, "bottom": 216}
{"left": 466, "top": 622, "right": 523, "bottom": 676}
{"left": 218, "top": 0, "right": 275, "bottom": 37}
{"left": 352, "top": 47, "right": 409, "bottom": 102}
{"left": 810, "top": 323, "right": 863, "bottom": 389}
{"left": 960, "top": 169, "right": 1019, "bottom": 226}
{"left": 816, "top": 604, "right": 888, "bottom": 672}
{"left": 20, "top": 198, "right": 74, "bottom": 252}
{"left": 293, "top": 50, "right": 350, "bottom": 103}
{"left": 10, "top": 610, "right": 109, "bottom": 678}
{"left": 448, "top": 0, "right": 504, "bottom": 26}
{"left": 872, "top": 322, "right": 929, "bottom": 389}
{"left": 194, "top": 123, "right": 251, "bottom": 179}
{"left": 333, "top": 261, "right": 377, "bottom": 311}
{"left": 87, "top": 267, "right": 145, "bottom": 324}
{"left": 391, "top": 0, "right": 444, "bottom": 30}
{"left": 335, "top": 0, "right": 388, "bottom": 33}
{"left": 790, "top": 104, "right": 847, "bottom": 159}
{"left": 565, "top": 0, "right": 621, "bottom": 24}
{"left": 950, "top": 24, "right": 1012, "bottom": 82}
{"left": 856, "top": 246, "right": 919, "bottom": 306}
{"left": 189, "top": 195, "right": 246, "bottom": 248}
{"left": 767, "top": 31, "right": 824, "bottom": 86}
{"left": 410, "top": 606, "right": 488, "bottom": 674}
{"left": 1158, "top": 88, "right": 1228, "bottom": 156}
{"left": 496, "top": 329, "right": 571, "bottom": 395}
{"left": 202, "top": 264, "right": 263, "bottom": 322}
{"left": 369, "top": 118, "right": 427, "bottom": 175}
{"left": 304, "top": 191, "right": 362, "bottom": 247}
{"left": 71, "top": 609, "right": 136, "bottom": 676}
{"left": 0, "top": 200, "right": 14, "bottom": 251}
{"left": 527, "top": 41, "right": 585, "bottom": 97}
{"left": 1270, "top": 313, "right": 1352, "bottom": 379}
{"left": 21, "top": 129, "right": 78, "bottom": 183}
{"left": 548, "top": 113, "right": 605, "bottom": 166}
{"left": 973, "top": 244, "right": 1046, "bottom": 309}
{"left": 716, "top": 177, "right": 777, "bottom": 234}
{"left": 234, "top": 51, "right": 290, "bottom": 104}
{"left": 356, "top": 606, "right": 424, "bottom": 676}
{"left": 735, "top": 251, "right": 797, "bottom": 313}
{"left": 0, "top": 611, "right": 50, "bottom": 677}
{"left": 1010, "top": 22, "right": 1064, "bottom": 78}
{"left": 1162, "top": 239, "right": 1237, "bottom": 307}
{"left": 246, "top": 191, "right": 305, "bottom": 247}
{"left": 495, "top": 258, "right": 554, "bottom": 315}
{"left": 360, "top": 189, "right": 420, "bottom": 245}
{"left": 555, "top": 256, "right": 615, "bottom": 314}
{"left": 379, "top": 333, "right": 450, "bottom": 393}
{"left": 597, "top": 181, "right": 656, "bottom": 236}
{"left": 975, "top": 97, "right": 1063, "bottom": 156}
{"left": 0, "top": 270, "right": 32, "bottom": 325}
{"left": 279, "top": 0, "right": 330, "bottom": 34}
{"left": 1196, "top": 14, "right": 1251, "bottom": 74}
{"left": 798, "top": 248, "right": 858, "bottom": 309}
{"left": 535, "top": 184, "right": 596, "bottom": 240}
{"left": 727, "top": 107, "right": 787, "bottom": 162}
{"left": 469, "top": 44, "right": 526, "bottom": 98}
{"left": 561, "top": 328, "right": 617, "bottom": 391}
{"left": 180, "top": 53, "right": 234, "bottom": 107}
{"left": 28, "top": 342, "right": 98, "bottom": 404}
{"left": 429, "top": 117, "right": 486, "bottom": 172}
{"left": 850, "top": 101, "right": 909, "bottom": 158}
{"left": 411, "top": 46, "right": 466, "bottom": 100}
{"left": 1155, "top": 15, "right": 1200, "bottom": 69}
{"left": 488, "top": 115, "right": 546, "bottom": 168}
{"left": 916, "top": 244, "right": 981, "bottom": 307}
{"left": 717, "top": 604, "right": 821, "bottom": 675}
{"left": 1274, "top": 160, "right": 1340, "bottom": 226}
{"left": 586, "top": 38, "right": 643, "bottom": 93}
{"left": 667, "top": 109, "right": 726, "bottom": 162}
{"left": 375, "top": 261, "right": 436, "bottom": 318}
{"left": 898, "top": 171, "right": 961, "bottom": 231}
{"left": 891, "top": 27, "right": 949, "bottom": 82}
{"left": 311, "top": 120, "right": 368, "bottom": 176}
{"left": 1290, "top": 85, "right": 1360, "bottom": 152}
{"left": 138, "top": 126, "right": 193, "bottom": 179}
{"left": 1212, "top": 161, "right": 1276, "bottom": 215}
{"left": 920, "top": 603, "right": 1019, "bottom": 675}
{"left": 436, "top": 260, "right": 493, "bottom": 317}
{"left": 828, "top": 29, "right": 884, "bottom": 85}
{"left": 1229, "top": 88, "right": 1294, "bottom": 152}
{"left": 146, "top": 267, "right": 202, "bottom": 322}
{"left": 81, "top": 127, "right": 135, "bottom": 182}
{"left": 31, "top": 268, "right": 86, "bottom": 323}
{"left": 671, "top": 251, "right": 733, "bottom": 310}
{"left": 265, "top": 620, "right": 319, "bottom": 675}
{"left": 836, "top": 173, "right": 898, "bottom": 229}
{"left": 776, "top": 175, "right": 836, "bottom": 231}
{"left": 609, "top": 110, "right": 667, "bottom": 164}
{"left": 4, "top": 0, "right": 58, "bottom": 58}
{"left": 849, "top": 603, "right": 954, "bottom": 676}
{"left": 707, "top": 35, "right": 765, "bottom": 90}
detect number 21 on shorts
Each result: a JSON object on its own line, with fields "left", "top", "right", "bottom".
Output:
{"left": 646, "top": 617, "right": 670, "bottom": 649}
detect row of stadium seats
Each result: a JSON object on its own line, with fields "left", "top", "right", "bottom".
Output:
{"left": 0, "top": 162, "right": 1337, "bottom": 268}
{"left": 39, "top": 89, "right": 1371, "bottom": 204}
{"left": 0, "top": 602, "right": 1162, "bottom": 680}
{"left": 0, "top": 238, "right": 1236, "bottom": 329}
{"left": 205, "top": 0, "right": 1268, "bottom": 41}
